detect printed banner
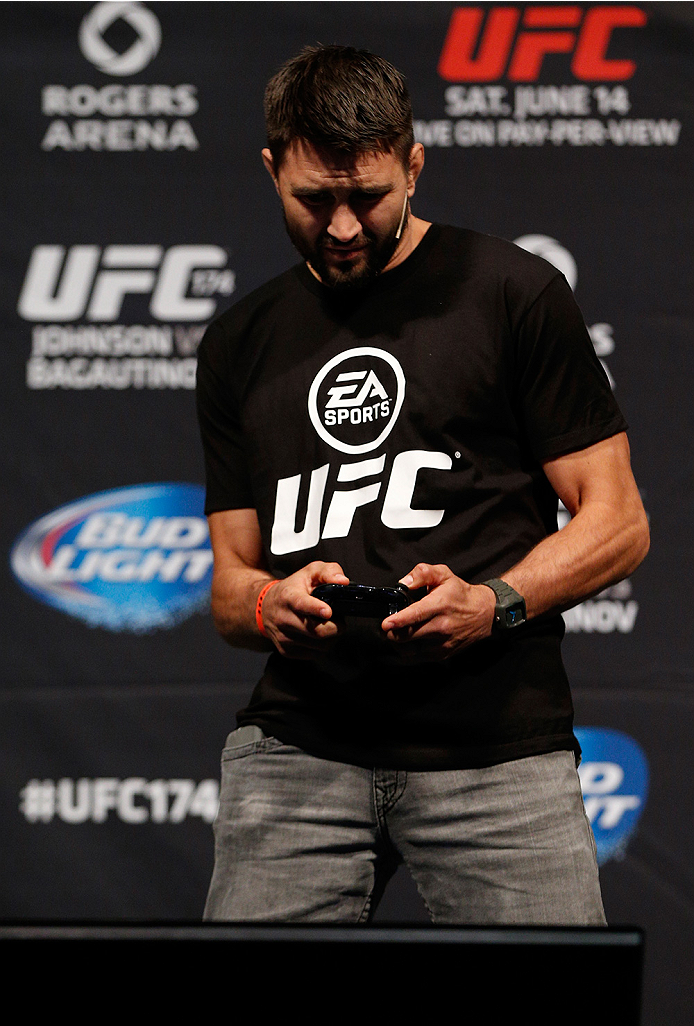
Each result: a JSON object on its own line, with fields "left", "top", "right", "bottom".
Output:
{"left": 1, "top": 6, "right": 692, "bottom": 1024}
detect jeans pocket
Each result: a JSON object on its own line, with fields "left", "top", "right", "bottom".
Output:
{"left": 221, "top": 726, "right": 284, "bottom": 762}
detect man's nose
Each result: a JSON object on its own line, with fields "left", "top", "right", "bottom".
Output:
{"left": 327, "top": 203, "right": 361, "bottom": 242}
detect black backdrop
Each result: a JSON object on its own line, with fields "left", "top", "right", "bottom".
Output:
{"left": 2, "top": 5, "right": 692, "bottom": 1022}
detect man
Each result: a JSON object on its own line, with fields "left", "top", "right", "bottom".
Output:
{"left": 196, "top": 45, "right": 649, "bottom": 924}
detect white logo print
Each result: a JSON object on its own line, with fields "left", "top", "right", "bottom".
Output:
{"left": 79, "top": 2, "right": 161, "bottom": 77}
{"left": 326, "top": 370, "right": 389, "bottom": 413}
{"left": 308, "top": 347, "right": 406, "bottom": 455}
{"left": 19, "top": 777, "right": 219, "bottom": 824}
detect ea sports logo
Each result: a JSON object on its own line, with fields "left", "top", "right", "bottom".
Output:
{"left": 79, "top": 2, "right": 161, "bottom": 77}
{"left": 308, "top": 347, "right": 406, "bottom": 455}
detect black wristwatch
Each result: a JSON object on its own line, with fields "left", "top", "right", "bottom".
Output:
{"left": 481, "top": 578, "right": 527, "bottom": 632}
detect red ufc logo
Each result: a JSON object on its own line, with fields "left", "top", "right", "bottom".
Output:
{"left": 438, "top": 5, "right": 647, "bottom": 82}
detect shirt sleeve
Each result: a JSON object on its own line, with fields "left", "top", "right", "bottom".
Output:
{"left": 514, "top": 273, "right": 628, "bottom": 462}
{"left": 195, "top": 319, "right": 255, "bottom": 515}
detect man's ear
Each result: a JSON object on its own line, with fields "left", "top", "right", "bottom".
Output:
{"left": 262, "top": 148, "right": 281, "bottom": 194}
{"left": 407, "top": 142, "right": 425, "bottom": 196}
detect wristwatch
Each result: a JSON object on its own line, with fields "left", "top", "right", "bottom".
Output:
{"left": 481, "top": 578, "right": 527, "bottom": 632}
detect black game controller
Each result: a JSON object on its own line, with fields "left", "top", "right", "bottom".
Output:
{"left": 311, "top": 583, "right": 413, "bottom": 619}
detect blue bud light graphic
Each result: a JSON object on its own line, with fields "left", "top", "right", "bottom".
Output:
{"left": 10, "top": 484, "right": 213, "bottom": 632}
{"left": 575, "top": 727, "right": 649, "bottom": 865}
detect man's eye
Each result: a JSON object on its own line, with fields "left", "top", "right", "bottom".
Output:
{"left": 354, "top": 193, "right": 385, "bottom": 205}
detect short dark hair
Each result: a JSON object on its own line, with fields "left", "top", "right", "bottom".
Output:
{"left": 264, "top": 45, "right": 414, "bottom": 168}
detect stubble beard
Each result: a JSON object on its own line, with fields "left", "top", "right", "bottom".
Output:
{"left": 283, "top": 208, "right": 408, "bottom": 291}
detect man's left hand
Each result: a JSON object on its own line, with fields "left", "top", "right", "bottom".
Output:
{"left": 381, "top": 563, "right": 496, "bottom": 662}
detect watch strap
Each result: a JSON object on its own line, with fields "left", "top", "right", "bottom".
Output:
{"left": 481, "top": 578, "right": 527, "bottom": 631}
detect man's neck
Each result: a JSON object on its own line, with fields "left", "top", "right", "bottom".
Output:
{"left": 384, "top": 215, "right": 432, "bottom": 273}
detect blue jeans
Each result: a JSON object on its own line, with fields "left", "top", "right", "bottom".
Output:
{"left": 204, "top": 729, "right": 606, "bottom": 925}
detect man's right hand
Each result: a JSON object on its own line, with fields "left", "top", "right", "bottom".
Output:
{"left": 259, "top": 562, "right": 349, "bottom": 658}
{"left": 208, "top": 509, "right": 349, "bottom": 655}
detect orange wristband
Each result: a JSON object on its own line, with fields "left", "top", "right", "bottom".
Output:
{"left": 255, "top": 580, "right": 279, "bottom": 638}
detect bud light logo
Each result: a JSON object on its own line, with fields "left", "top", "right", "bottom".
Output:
{"left": 10, "top": 484, "right": 213, "bottom": 632}
{"left": 576, "top": 727, "right": 649, "bottom": 865}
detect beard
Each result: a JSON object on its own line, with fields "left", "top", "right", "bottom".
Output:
{"left": 283, "top": 208, "right": 408, "bottom": 291}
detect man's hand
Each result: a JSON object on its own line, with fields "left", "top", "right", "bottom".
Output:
{"left": 381, "top": 563, "right": 496, "bottom": 662}
{"left": 259, "top": 562, "right": 349, "bottom": 659}
{"left": 208, "top": 509, "right": 349, "bottom": 656}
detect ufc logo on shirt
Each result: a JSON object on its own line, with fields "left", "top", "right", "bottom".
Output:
{"left": 270, "top": 450, "right": 453, "bottom": 556}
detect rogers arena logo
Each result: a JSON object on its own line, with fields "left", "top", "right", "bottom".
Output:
{"left": 41, "top": 2, "right": 199, "bottom": 152}
{"left": 513, "top": 234, "right": 577, "bottom": 290}
{"left": 576, "top": 727, "right": 648, "bottom": 864}
{"left": 79, "top": 1, "right": 161, "bottom": 76}
{"left": 308, "top": 347, "right": 406, "bottom": 455}
{"left": 513, "top": 234, "right": 615, "bottom": 386}
{"left": 10, "top": 484, "right": 213, "bottom": 632}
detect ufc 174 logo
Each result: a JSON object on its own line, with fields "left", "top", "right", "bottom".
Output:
{"left": 18, "top": 245, "right": 234, "bottom": 322}
{"left": 439, "top": 5, "right": 647, "bottom": 82}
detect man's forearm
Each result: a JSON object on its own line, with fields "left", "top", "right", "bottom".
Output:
{"left": 502, "top": 500, "right": 650, "bottom": 621}
{"left": 385, "top": 435, "right": 650, "bottom": 658}
{"left": 211, "top": 565, "right": 274, "bottom": 650}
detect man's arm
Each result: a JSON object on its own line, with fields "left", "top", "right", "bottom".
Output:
{"left": 382, "top": 432, "right": 650, "bottom": 658}
{"left": 503, "top": 431, "right": 649, "bottom": 618}
{"left": 208, "top": 508, "right": 349, "bottom": 657}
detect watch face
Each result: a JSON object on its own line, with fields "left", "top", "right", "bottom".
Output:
{"left": 504, "top": 604, "right": 525, "bottom": 628}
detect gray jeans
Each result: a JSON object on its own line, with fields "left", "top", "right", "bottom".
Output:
{"left": 204, "top": 730, "right": 606, "bottom": 925}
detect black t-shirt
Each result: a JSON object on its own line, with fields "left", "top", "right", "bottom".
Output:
{"left": 196, "top": 225, "right": 627, "bottom": 769}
